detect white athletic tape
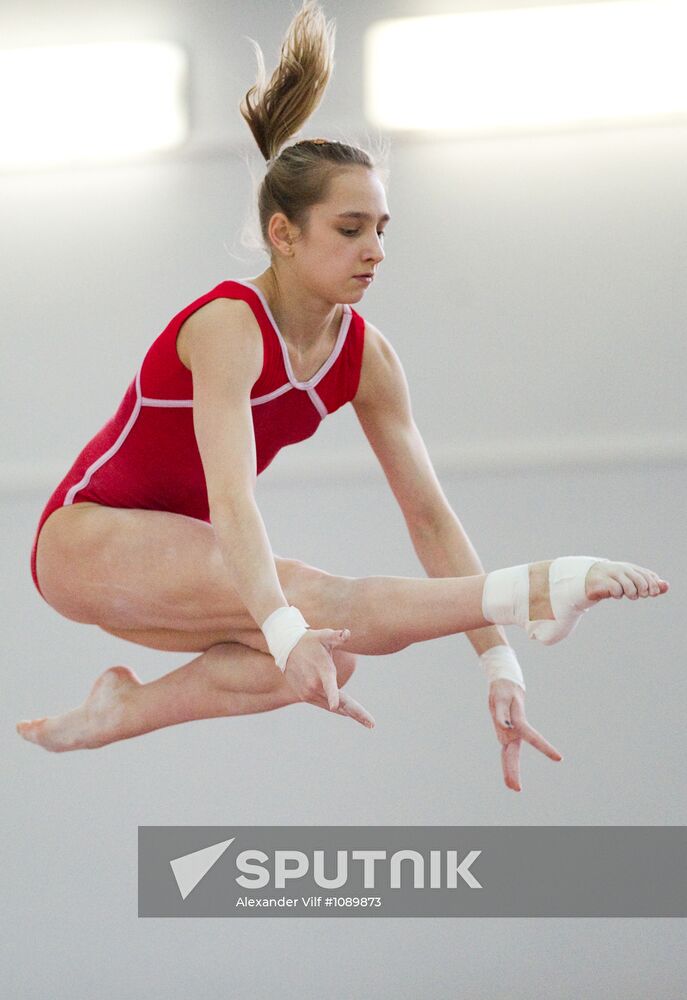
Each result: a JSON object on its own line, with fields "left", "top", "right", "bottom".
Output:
{"left": 481, "top": 563, "right": 530, "bottom": 629}
{"left": 479, "top": 645, "right": 526, "bottom": 690}
{"left": 481, "top": 556, "right": 610, "bottom": 646}
{"left": 525, "top": 556, "right": 610, "bottom": 644}
{"left": 261, "top": 605, "right": 310, "bottom": 671}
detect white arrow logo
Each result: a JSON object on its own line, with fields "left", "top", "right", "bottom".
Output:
{"left": 169, "top": 838, "right": 235, "bottom": 900}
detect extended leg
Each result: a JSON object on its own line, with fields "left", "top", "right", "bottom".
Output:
{"left": 35, "top": 505, "right": 669, "bottom": 656}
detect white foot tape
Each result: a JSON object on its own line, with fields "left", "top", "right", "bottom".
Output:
{"left": 482, "top": 556, "right": 611, "bottom": 646}
{"left": 526, "top": 556, "right": 611, "bottom": 644}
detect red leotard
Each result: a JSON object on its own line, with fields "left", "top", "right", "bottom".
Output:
{"left": 30, "top": 279, "right": 365, "bottom": 601}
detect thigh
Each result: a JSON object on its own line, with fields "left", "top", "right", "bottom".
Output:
{"left": 35, "top": 502, "right": 326, "bottom": 640}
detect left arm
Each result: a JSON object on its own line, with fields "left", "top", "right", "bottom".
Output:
{"left": 351, "top": 320, "right": 508, "bottom": 657}
{"left": 351, "top": 320, "right": 563, "bottom": 792}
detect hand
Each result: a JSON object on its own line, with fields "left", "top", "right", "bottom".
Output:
{"left": 488, "top": 679, "right": 563, "bottom": 792}
{"left": 283, "top": 628, "right": 375, "bottom": 728}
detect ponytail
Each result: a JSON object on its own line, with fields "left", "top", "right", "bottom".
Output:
{"left": 239, "top": 1, "right": 388, "bottom": 255}
{"left": 240, "top": 0, "right": 335, "bottom": 163}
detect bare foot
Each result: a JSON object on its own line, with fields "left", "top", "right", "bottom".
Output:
{"left": 16, "top": 666, "right": 141, "bottom": 752}
{"left": 529, "top": 559, "right": 669, "bottom": 621}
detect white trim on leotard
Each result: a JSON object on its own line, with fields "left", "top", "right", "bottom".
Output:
{"left": 62, "top": 282, "right": 345, "bottom": 504}
{"left": 64, "top": 363, "right": 145, "bottom": 505}
{"left": 233, "top": 278, "right": 352, "bottom": 392}
{"left": 140, "top": 396, "right": 193, "bottom": 407}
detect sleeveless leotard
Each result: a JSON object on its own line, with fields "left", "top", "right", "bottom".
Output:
{"left": 30, "top": 278, "right": 366, "bottom": 601}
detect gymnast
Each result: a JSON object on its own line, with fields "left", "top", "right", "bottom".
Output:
{"left": 18, "top": 1, "right": 669, "bottom": 792}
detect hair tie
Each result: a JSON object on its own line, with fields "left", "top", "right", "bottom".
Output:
{"left": 266, "top": 138, "right": 338, "bottom": 169}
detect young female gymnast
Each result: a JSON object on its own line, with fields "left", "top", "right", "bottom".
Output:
{"left": 19, "top": 2, "right": 668, "bottom": 792}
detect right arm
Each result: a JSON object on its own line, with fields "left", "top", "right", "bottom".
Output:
{"left": 187, "top": 297, "right": 287, "bottom": 629}
{"left": 186, "top": 298, "right": 364, "bottom": 719}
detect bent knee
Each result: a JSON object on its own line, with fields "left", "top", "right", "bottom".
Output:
{"left": 278, "top": 558, "right": 351, "bottom": 628}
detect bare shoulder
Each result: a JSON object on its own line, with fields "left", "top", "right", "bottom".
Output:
{"left": 352, "top": 318, "right": 401, "bottom": 411}
{"left": 176, "top": 297, "right": 262, "bottom": 379}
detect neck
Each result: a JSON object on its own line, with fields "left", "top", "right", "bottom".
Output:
{"left": 250, "top": 266, "right": 340, "bottom": 352}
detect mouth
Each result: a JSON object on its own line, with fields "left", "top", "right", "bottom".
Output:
{"left": 353, "top": 274, "right": 374, "bottom": 283}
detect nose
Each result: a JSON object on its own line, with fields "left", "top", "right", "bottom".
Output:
{"left": 365, "top": 233, "right": 385, "bottom": 266}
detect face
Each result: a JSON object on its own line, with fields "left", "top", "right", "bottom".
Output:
{"left": 273, "top": 166, "right": 390, "bottom": 304}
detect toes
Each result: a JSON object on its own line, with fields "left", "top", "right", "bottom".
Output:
{"left": 630, "top": 566, "right": 668, "bottom": 597}
{"left": 613, "top": 564, "right": 669, "bottom": 599}
{"left": 598, "top": 563, "right": 668, "bottom": 601}
{"left": 16, "top": 719, "right": 43, "bottom": 743}
{"left": 629, "top": 571, "right": 650, "bottom": 597}
{"left": 618, "top": 571, "right": 641, "bottom": 599}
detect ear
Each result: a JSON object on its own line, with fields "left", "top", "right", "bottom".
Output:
{"left": 267, "top": 212, "right": 299, "bottom": 257}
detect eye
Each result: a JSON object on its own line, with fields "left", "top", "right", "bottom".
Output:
{"left": 339, "top": 228, "right": 387, "bottom": 239}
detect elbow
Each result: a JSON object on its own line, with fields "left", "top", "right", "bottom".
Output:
{"left": 407, "top": 503, "right": 457, "bottom": 535}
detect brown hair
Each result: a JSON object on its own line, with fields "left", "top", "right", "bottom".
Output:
{"left": 239, "top": 0, "right": 388, "bottom": 253}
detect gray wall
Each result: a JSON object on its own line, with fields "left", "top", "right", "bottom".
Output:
{"left": 3, "top": 1, "right": 686, "bottom": 997}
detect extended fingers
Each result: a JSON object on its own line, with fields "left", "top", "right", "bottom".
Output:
{"left": 501, "top": 740, "right": 522, "bottom": 792}
{"left": 306, "top": 688, "right": 375, "bottom": 729}
{"left": 522, "top": 724, "right": 563, "bottom": 761}
{"left": 510, "top": 700, "right": 563, "bottom": 761}
{"left": 488, "top": 692, "right": 523, "bottom": 791}
{"left": 336, "top": 691, "right": 376, "bottom": 729}
{"left": 320, "top": 663, "right": 341, "bottom": 712}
